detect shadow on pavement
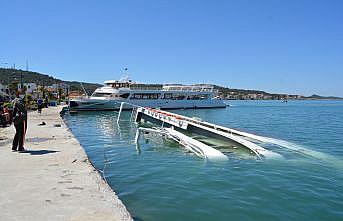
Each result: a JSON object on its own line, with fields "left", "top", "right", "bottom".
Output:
{"left": 21, "top": 150, "right": 59, "bottom": 155}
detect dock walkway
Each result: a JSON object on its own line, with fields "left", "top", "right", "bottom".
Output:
{"left": 0, "top": 106, "right": 132, "bottom": 221}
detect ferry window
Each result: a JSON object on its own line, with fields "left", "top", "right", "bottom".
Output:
{"left": 187, "top": 94, "right": 208, "bottom": 100}
{"left": 187, "top": 95, "right": 195, "bottom": 100}
{"left": 131, "top": 93, "right": 160, "bottom": 99}
{"left": 172, "top": 94, "right": 186, "bottom": 100}
{"left": 111, "top": 83, "right": 123, "bottom": 88}
{"left": 92, "top": 93, "right": 112, "bottom": 97}
{"left": 119, "top": 93, "right": 130, "bottom": 98}
{"left": 163, "top": 93, "right": 172, "bottom": 99}
{"left": 149, "top": 94, "right": 160, "bottom": 99}
{"left": 200, "top": 94, "right": 208, "bottom": 99}
{"left": 131, "top": 94, "right": 142, "bottom": 99}
{"left": 162, "top": 93, "right": 185, "bottom": 100}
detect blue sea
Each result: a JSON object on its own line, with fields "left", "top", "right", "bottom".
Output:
{"left": 64, "top": 100, "right": 343, "bottom": 221}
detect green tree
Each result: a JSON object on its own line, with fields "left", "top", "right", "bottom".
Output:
{"left": 38, "top": 85, "right": 46, "bottom": 98}
{"left": 58, "top": 87, "right": 63, "bottom": 102}
{"left": 9, "top": 81, "right": 19, "bottom": 97}
{"left": 25, "top": 94, "right": 33, "bottom": 106}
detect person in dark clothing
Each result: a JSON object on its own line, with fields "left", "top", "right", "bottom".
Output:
{"left": 44, "top": 96, "right": 49, "bottom": 108}
{"left": 12, "top": 98, "right": 27, "bottom": 151}
{"left": 37, "top": 98, "right": 43, "bottom": 114}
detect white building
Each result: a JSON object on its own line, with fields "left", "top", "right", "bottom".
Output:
{"left": 17, "top": 83, "right": 37, "bottom": 94}
{"left": 47, "top": 82, "right": 69, "bottom": 93}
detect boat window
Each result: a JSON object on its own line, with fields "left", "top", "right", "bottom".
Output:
{"left": 187, "top": 94, "right": 209, "bottom": 100}
{"left": 92, "top": 92, "right": 112, "bottom": 97}
{"left": 106, "top": 83, "right": 131, "bottom": 89}
{"left": 130, "top": 93, "right": 160, "bottom": 99}
{"left": 174, "top": 94, "right": 186, "bottom": 100}
{"left": 163, "top": 93, "right": 186, "bottom": 100}
{"left": 119, "top": 93, "right": 130, "bottom": 99}
{"left": 163, "top": 93, "right": 172, "bottom": 99}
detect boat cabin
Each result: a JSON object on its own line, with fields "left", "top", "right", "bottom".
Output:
{"left": 104, "top": 80, "right": 131, "bottom": 89}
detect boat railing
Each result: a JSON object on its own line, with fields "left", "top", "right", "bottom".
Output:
{"left": 162, "top": 86, "right": 215, "bottom": 92}
{"left": 129, "top": 84, "right": 163, "bottom": 91}
{"left": 126, "top": 84, "right": 215, "bottom": 92}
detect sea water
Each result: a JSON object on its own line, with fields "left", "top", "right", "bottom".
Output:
{"left": 64, "top": 100, "right": 343, "bottom": 221}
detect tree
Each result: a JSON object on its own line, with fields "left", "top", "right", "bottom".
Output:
{"left": 58, "top": 87, "right": 63, "bottom": 102}
{"left": 38, "top": 85, "right": 47, "bottom": 98}
{"left": 9, "top": 81, "right": 19, "bottom": 97}
{"left": 25, "top": 94, "right": 33, "bottom": 106}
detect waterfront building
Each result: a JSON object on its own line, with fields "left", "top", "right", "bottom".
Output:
{"left": 17, "top": 82, "right": 37, "bottom": 94}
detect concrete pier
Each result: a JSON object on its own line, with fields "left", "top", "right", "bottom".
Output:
{"left": 0, "top": 106, "right": 133, "bottom": 221}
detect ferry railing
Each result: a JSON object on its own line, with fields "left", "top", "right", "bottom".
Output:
{"left": 162, "top": 87, "right": 214, "bottom": 92}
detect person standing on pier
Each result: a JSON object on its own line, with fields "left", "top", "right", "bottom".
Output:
{"left": 12, "top": 98, "right": 27, "bottom": 151}
{"left": 37, "top": 98, "right": 43, "bottom": 114}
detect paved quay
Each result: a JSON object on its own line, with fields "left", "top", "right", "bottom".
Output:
{"left": 0, "top": 106, "right": 133, "bottom": 221}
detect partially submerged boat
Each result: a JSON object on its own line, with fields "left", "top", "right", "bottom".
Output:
{"left": 125, "top": 105, "right": 281, "bottom": 160}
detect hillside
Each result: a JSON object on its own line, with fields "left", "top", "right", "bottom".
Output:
{"left": 1, "top": 68, "right": 341, "bottom": 100}
{"left": 305, "top": 94, "right": 343, "bottom": 100}
{"left": 0, "top": 68, "right": 101, "bottom": 94}
{"left": 213, "top": 85, "right": 343, "bottom": 100}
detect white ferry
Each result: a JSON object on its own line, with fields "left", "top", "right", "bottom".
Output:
{"left": 69, "top": 78, "right": 226, "bottom": 111}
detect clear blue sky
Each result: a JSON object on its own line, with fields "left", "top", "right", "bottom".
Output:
{"left": 1, "top": 0, "right": 342, "bottom": 96}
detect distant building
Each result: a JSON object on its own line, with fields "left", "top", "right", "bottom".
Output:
{"left": 288, "top": 94, "right": 302, "bottom": 100}
{"left": 247, "top": 94, "right": 257, "bottom": 99}
{"left": 47, "top": 83, "right": 69, "bottom": 93}
{"left": 18, "top": 83, "right": 37, "bottom": 94}
{"left": 263, "top": 95, "right": 273, "bottom": 100}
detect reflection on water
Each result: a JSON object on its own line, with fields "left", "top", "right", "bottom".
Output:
{"left": 64, "top": 100, "right": 343, "bottom": 221}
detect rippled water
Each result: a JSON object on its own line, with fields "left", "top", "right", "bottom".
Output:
{"left": 64, "top": 100, "right": 343, "bottom": 221}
